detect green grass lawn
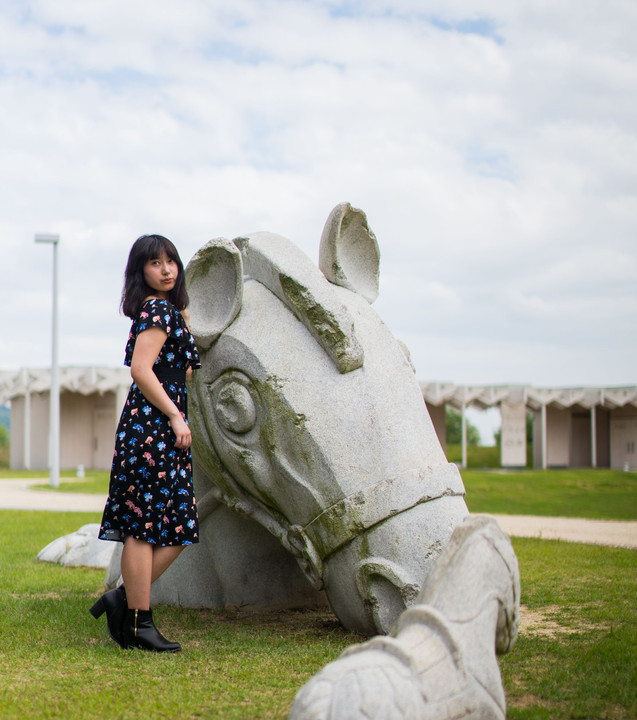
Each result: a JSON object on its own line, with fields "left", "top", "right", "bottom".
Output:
{"left": 0, "top": 510, "right": 635, "bottom": 719}
{"left": 0, "top": 467, "right": 111, "bottom": 491}
{"left": 502, "top": 538, "right": 636, "bottom": 719}
{"left": 0, "top": 510, "right": 359, "bottom": 720}
{"left": 462, "top": 468, "right": 637, "bottom": 520}
{"left": 0, "top": 469, "right": 636, "bottom": 718}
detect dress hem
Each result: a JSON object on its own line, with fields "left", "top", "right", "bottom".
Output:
{"left": 98, "top": 530, "right": 199, "bottom": 547}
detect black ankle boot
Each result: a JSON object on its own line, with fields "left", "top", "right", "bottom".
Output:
{"left": 122, "top": 608, "right": 181, "bottom": 653}
{"left": 89, "top": 585, "right": 127, "bottom": 647}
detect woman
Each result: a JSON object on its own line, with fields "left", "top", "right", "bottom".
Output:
{"left": 91, "top": 234, "right": 200, "bottom": 652}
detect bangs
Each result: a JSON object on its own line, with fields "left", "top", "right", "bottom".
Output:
{"left": 143, "top": 235, "right": 180, "bottom": 264}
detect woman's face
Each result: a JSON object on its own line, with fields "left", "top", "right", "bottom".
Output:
{"left": 143, "top": 251, "right": 178, "bottom": 299}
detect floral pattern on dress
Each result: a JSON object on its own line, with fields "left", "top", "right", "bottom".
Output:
{"left": 99, "top": 298, "right": 201, "bottom": 546}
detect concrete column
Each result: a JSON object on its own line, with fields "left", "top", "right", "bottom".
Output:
{"left": 23, "top": 391, "right": 31, "bottom": 470}
{"left": 20, "top": 368, "right": 31, "bottom": 470}
{"left": 461, "top": 400, "right": 467, "bottom": 469}
{"left": 500, "top": 400, "right": 527, "bottom": 468}
{"left": 541, "top": 403, "right": 547, "bottom": 470}
{"left": 590, "top": 406, "right": 597, "bottom": 468}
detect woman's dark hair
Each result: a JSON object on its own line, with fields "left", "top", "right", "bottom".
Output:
{"left": 121, "top": 234, "right": 189, "bottom": 318}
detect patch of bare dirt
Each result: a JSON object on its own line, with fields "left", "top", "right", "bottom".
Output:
{"left": 507, "top": 694, "right": 556, "bottom": 710}
{"left": 519, "top": 604, "right": 599, "bottom": 637}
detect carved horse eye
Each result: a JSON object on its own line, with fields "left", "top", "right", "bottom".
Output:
{"left": 209, "top": 371, "right": 258, "bottom": 435}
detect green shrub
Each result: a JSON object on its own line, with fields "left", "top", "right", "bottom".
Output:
{"left": 445, "top": 443, "right": 502, "bottom": 468}
{"left": 445, "top": 443, "right": 534, "bottom": 469}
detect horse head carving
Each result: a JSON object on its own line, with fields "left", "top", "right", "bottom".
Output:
{"left": 184, "top": 203, "right": 468, "bottom": 635}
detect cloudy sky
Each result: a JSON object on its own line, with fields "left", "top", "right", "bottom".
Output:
{"left": 2, "top": 0, "right": 636, "bottom": 415}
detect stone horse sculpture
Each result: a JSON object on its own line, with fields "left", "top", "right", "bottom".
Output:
{"left": 145, "top": 202, "right": 470, "bottom": 636}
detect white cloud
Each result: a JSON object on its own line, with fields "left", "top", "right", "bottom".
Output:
{"left": 0, "top": 0, "right": 635, "bottom": 390}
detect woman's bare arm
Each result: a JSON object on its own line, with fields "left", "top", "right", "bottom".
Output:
{"left": 130, "top": 327, "right": 192, "bottom": 449}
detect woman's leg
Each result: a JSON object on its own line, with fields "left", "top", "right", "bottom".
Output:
{"left": 151, "top": 545, "right": 183, "bottom": 583}
{"left": 120, "top": 537, "right": 153, "bottom": 610}
{"left": 120, "top": 538, "right": 183, "bottom": 653}
{"left": 121, "top": 540, "right": 184, "bottom": 609}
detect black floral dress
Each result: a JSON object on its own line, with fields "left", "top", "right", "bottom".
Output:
{"left": 99, "top": 298, "right": 201, "bottom": 546}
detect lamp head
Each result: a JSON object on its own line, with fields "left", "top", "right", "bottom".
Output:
{"left": 34, "top": 233, "right": 60, "bottom": 245}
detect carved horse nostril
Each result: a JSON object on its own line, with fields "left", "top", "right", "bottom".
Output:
{"left": 357, "top": 557, "right": 420, "bottom": 635}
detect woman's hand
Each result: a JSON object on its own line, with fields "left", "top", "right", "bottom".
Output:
{"left": 169, "top": 412, "right": 192, "bottom": 450}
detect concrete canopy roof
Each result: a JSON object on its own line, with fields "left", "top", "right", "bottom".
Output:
{"left": 1, "top": 368, "right": 635, "bottom": 413}
{"left": 0, "top": 367, "right": 131, "bottom": 404}
{"left": 420, "top": 382, "right": 637, "bottom": 412}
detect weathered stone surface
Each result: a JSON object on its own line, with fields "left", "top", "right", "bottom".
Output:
{"left": 288, "top": 515, "right": 520, "bottom": 720}
{"left": 150, "top": 494, "right": 328, "bottom": 611}
{"left": 150, "top": 203, "right": 469, "bottom": 634}
{"left": 37, "top": 523, "right": 115, "bottom": 568}
{"left": 105, "top": 541, "right": 123, "bottom": 589}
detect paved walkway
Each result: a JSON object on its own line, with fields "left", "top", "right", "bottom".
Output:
{"left": 492, "top": 514, "right": 637, "bottom": 550}
{"left": 1, "top": 479, "right": 636, "bottom": 549}
{"left": 0, "top": 478, "right": 105, "bottom": 512}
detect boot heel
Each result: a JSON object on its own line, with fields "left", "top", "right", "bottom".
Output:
{"left": 89, "top": 597, "right": 106, "bottom": 619}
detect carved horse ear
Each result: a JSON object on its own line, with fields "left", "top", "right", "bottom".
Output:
{"left": 319, "top": 202, "right": 380, "bottom": 304}
{"left": 185, "top": 238, "right": 243, "bottom": 350}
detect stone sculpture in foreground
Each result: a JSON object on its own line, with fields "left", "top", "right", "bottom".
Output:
{"left": 288, "top": 514, "right": 520, "bottom": 720}
{"left": 37, "top": 523, "right": 114, "bottom": 569}
{"left": 156, "top": 202, "right": 470, "bottom": 636}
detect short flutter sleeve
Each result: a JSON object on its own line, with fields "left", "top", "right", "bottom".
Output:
{"left": 124, "top": 298, "right": 201, "bottom": 369}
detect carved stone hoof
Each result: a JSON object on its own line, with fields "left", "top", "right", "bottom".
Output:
{"left": 417, "top": 514, "right": 520, "bottom": 655}
{"left": 288, "top": 515, "right": 520, "bottom": 720}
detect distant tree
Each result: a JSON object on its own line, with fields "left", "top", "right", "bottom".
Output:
{"left": 0, "top": 405, "right": 9, "bottom": 433}
{"left": 0, "top": 425, "right": 8, "bottom": 446}
{"left": 445, "top": 407, "right": 481, "bottom": 445}
{"left": 526, "top": 412, "right": 533, "bottom": 443}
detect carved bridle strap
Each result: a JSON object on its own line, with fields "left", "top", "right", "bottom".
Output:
{"left": 303, "top": 463, "right": 466, "bottom": 560}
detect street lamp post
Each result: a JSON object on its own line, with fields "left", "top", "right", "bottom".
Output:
{"left": 35, "top": 233, "right": 60, "bottom": 488}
